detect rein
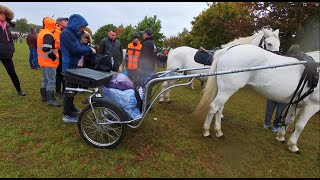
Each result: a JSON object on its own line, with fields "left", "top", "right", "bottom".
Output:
{"left": 275, "top": 60, "right": 319, "bottom": 128}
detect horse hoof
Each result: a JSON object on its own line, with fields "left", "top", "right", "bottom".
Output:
{"left": 280, "top": 140, "right": 286, "bottom": 144}
{"left": 204, "top": 134, "right": 212, "bottom": 138}
{"left": 217, "top": 135, "right": 225, "bottom": 139}
{"left": 158, "top": 100, "right": 164, "bottom": 104}
{"left": 293, "top": 150, "right": 300, "bottom": 155}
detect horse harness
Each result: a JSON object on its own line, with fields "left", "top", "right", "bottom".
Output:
{"left": 258, "top": 35, "right": 281, "bottom": 55}
{"left": 275, "top": 53, "right": 319, "bottom": 127}
{"left": 194, "top": 35, "right": 279, "bottom": 66}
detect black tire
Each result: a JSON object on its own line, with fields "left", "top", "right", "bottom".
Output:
{"left": 78, "top": 102, "right": 128, "bottom": 149}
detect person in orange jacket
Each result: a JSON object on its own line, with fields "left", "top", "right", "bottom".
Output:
{"left": 125, "top": 32, "right": 142, "bottom": 87}
{"left": 37, "top": 17, "right": 60, "bottom": 107}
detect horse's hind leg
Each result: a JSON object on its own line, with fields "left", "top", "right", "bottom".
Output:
{"left": 214, "top": 105, "right": 224, "bottom": 137}
{"left": 287, "top": 105, "right": 319, "bottom": 153}
{"left": 203, "top": 93, "right": 230, "bottom": 138}
{"left": 203, "top": 102, "right": 219, "bottom": 137}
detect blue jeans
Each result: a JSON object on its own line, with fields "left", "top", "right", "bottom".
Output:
{"left": 29, "top": 48, "right": 39, "bottom": 68}
{"left": 41, "top": 67, "right": 56, "bottom": 92}
{"left": 264, "top": 99, "right": 286, "bottom": 128}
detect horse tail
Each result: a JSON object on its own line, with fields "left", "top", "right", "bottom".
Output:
{"left": 194, "top": 48, "right": 228, "bottom": 116}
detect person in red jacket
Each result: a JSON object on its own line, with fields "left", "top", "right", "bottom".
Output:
{"left": 26, "top": 28, "right": 40, "bottom": 69}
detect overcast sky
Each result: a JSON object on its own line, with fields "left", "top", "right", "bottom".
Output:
{"left": 1, "top": 2, "right": 209, "bottom": 37}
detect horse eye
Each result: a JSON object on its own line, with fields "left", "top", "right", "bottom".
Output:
{"left": 267, "top": 43, "right": 272, "bottom": 46}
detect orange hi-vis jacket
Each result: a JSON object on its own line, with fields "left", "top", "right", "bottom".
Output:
{"left": 53, "top": 25, "right": 62, "bottom": 50}
{"left": 127, "top": 41, "right": 142, "bottom": 69}
{"left": 37, "top": 17, "right": 59, "bottom": 68}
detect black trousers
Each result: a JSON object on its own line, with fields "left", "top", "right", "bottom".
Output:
{"left": 127, "top": 69, "right": 138, "bottom": 87}
{"left": 56, "top": 50, "right": 65, "bottom": 93}
{"left": 0, "top": 58, "right": 22, "bottom": 92}
{"left": 63, "top": 81, "right": 78, "bottom": 116}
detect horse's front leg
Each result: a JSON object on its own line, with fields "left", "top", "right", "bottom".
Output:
{"left": 287, "top": 105, "right": 318, "bottom": 153}
{"left": 190, "top": 78, "right": 195, "bottom": 90}
{"left": 165, "top": 80, "right": 176, "bottom": 103}
{"left": 158, "top": 81, "right": 168, "bottom": 103}
{"left": 276, "top": 105, "right": 302, "bottom": 142}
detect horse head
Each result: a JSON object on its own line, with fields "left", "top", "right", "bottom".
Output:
{"left": 260, "top": 28, "right": 280, "bottom": 52}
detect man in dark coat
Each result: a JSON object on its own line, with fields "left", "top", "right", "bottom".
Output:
{"left": 137, "top": 28, "right": 157, "bottom": 87}
{"left": 98, "top": 30, "right": 123, "bottom": 72}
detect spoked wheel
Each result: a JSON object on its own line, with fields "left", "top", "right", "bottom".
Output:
{"left": 78, "top": 102, "right": 128, "bottom": 149}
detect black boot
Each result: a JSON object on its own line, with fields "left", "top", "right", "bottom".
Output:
{"left": 40, "top": 88, "right": 47, "bottom": 102}
{"left": 46, "top": 90, "right": 61, "bottom": 107}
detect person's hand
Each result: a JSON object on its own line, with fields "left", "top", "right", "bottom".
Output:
{"left": 48, "top": 53, "right": 57, "bottom": 61}
{"left": 91, "top": 47, "right": 96, "bottom": 54}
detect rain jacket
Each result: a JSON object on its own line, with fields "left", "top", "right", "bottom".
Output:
{"left": 60, "top": 14, "right": 92, "bottom": 73}
{"left": 37, "top": 17, "right": 59, "bottom": 68}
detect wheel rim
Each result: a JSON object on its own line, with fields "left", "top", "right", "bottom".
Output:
{"left": 80, "top": 107, "right": 123, "bottom": 147}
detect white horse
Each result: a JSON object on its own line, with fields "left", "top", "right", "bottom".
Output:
{"left": 195, "top": 44, "right": 319, "bottom": 153}
{"left": 159, "top": 27, "right": 281, "bottom": 103}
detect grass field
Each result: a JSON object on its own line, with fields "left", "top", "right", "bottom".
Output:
{"left": 0, "top": 41, "right": 319, "bottom": 178}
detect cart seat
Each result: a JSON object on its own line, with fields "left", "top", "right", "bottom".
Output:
{"left": 64, "top": 68, "right": 117, "bottom": 88}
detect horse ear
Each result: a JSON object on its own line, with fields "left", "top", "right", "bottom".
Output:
{"left": 263, "top": 28, "right": 272, "bottom": 37}
{"left": 274, "top": 29, "right": 279, "bottom": 37}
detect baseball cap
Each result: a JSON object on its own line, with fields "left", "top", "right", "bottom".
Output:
{"left": 56, "top": 17, "right": 68, "bottom": 22}
{"left": 142, "top": 28, "right": 153, "bottom": 36}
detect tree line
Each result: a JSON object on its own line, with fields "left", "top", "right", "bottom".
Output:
{"left": 12, "top": 2, "right": 319, "bottom": 53}
{"left": 165, "top": 2, "right": 319, "bottom": 53}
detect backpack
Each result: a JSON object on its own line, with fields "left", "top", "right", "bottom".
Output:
{"left": 84, "top": 53, "right": 113, "bottom": 72}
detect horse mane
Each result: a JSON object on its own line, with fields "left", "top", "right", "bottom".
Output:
{"left": 221, "top": 27, "right": 273, "bottom": 48}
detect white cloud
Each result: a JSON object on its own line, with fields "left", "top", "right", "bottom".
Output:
{"left": 1, "top": 2, "right": 208, "bottom": 37}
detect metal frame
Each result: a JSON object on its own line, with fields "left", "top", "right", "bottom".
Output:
{"left": 66, "top": 61, "right": 317, "bottom": 128}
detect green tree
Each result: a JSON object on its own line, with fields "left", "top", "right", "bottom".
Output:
{"left": 136, "top": 15, "right": 165, "bottom": 50}
{"left": 117, "top": 25, "right": 138, "bottom": 48}
{"left": 190, "top": 2, "right": 255, "bottom": 49}
{"left": 15, "top": 18, "right": 30, "bottom": 33}
{"left": 163, "top": 28, "right": 190, "bottom": 49}
{"left": 92, "top": 24, "right": 117, "bottom": 46}
{"left": 253, "top": 2, "right": 319, "bottom": 52}
{"left": 29, "top": 23, "right": 42, "bottom": 32}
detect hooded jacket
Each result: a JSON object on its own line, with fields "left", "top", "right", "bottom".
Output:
{"left": 37, "top": 17, "right": 59, "bottom": 68}
{"left": 60, "top": 14, "right": 92, "bottom": 73}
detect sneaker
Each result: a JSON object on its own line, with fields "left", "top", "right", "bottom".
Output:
{"left": 63, "top": 115, "right": 78, "bottom": 123}
{"left": 272, "top": 126, "right": 281, "bottom": 132}
{"left": 263, "top": 124, "right": 270, "bottom": 129}
{"left": 17, "top": 90, "right": 26, "bottom": 96}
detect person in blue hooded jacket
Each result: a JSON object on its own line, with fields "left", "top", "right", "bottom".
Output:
{"left": 60, "top": 14, "right": 96, "bottom": 123}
